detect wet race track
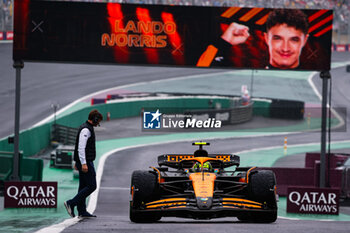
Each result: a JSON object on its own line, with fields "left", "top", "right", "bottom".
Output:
{"left": 62, "top": 142, "right": 350, "bottom": 233}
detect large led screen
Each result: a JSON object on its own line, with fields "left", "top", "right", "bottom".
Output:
{"left": 13, "top": 0, "right": 333, "bottom": 71}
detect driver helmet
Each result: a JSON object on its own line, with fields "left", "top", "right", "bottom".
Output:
{"left": 192, "top": 162, "right": 201, "bottom": 172}
{"left": 202, "top": 161, "right": 213, "bottom": 172}
{"left": 192, "top": 161, "right": 213, "bottom": 172}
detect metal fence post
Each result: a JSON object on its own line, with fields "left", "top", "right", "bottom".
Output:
{"left": 319, "top": 71, "right": 331, "bottom": 188}
{"left": 11, "top": 60, "right": 24, "bottom": 181}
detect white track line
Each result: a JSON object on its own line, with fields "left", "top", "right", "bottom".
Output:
{"left": 34, "top": 218, "right": 81, "bottom": 233}
{"left": 99, "top": 187, "right": 129, "bottom": 190}
{"left": 307, "top": 71, "right": 345, "bottom": 130}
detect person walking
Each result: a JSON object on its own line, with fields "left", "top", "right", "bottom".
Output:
{"left": 64, "top": 109, "right": 103, "bottom": 218}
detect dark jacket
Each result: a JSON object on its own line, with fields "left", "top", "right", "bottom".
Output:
{"left": 74, "top": 121, "right": 96, "bottom": 163}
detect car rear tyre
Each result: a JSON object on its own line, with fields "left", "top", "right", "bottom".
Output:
{"left": 246, "top": 170, "right": 277, "bottom": 223}
{"left": 129, "top": 170, "right": 161, "bottom": 223}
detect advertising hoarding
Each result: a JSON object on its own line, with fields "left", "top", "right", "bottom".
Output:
{"left": 287, "top": 186, "right": 340, "bottom": 215}
{"left": 5, "top": 181, "right": 58, "bottom": 208}
{"left": 14, "top": 0, "right": 333, "bottom": 71}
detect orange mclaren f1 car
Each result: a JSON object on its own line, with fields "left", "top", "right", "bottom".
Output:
{"left": 129, "top": 142, "right": 277, "bottom": 223}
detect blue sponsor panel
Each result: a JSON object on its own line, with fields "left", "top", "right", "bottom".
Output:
{"left": 143, "top": 110, "right": 162, "bottom": 129}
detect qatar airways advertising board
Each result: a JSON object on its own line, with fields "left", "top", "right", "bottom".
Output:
{"left": 287, "top": 186, "right": 340, "bottom": 215}
{"left": 13, "top": 0, "right": 333, "bottom": 71}
{"left": 4, "top": 182, "right": 57, "bottom": 208}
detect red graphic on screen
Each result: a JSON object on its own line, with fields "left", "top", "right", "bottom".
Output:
{"left": 13, "top": 0, "right": 30, "bottom": 57}
{"left": 107, "top": 3, "right": 129, "bottom": 63}
{"left": 161, "top": 12, "right": 184, "bottom": 65}
{"left": 136, "top": 7, "right": 159, "bottom": 64}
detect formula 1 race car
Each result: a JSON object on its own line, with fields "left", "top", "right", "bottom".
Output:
{"left": 129, "top": 142, "right": 277, "bottom": 223}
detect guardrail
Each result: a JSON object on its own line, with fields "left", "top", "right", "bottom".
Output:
{"left": 0, "top": 151, "right": 43, "bottom": 189}
{"left": 0, "top": 96, "right": 234, "bottom": 157}
{"left": 0, "top": 96, "right": 303, "bottom": 158}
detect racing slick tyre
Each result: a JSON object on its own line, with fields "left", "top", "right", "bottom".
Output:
{"left": 130, "top": 170, "right": 161, "bottom": 223}
{"left": 239, "top": 170, "right": 277, "bottom": 223}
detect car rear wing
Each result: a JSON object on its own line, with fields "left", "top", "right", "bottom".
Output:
{"left": 158, "top": 154, "right": 240, "bottom": 169}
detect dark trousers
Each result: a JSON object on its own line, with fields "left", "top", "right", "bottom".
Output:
{"left": 69, "top": 161, "right": 96, "bottom": 214}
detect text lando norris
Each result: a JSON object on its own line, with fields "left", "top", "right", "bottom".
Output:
{"left": 101, "top": 20, "right": 176, "bottom": 48}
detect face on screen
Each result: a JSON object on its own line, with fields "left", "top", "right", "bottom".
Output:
{"left": 264, "top": 23, "right": 309, "bottom": 69}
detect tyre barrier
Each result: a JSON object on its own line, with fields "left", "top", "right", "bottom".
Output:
{"left": 270, "top": 99, "right": 304, "bottom": 120}
{"left": 185, "top": 109, "right": 231, "bottom": 125}
{"left": 185, "top": 102, "right": 253, "bottom": 125}
{"left": 230, "top": 102, "right": 253, "bottom": 124}
{"left": 51, "top": 124, "right": 78, "bottom": 146}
